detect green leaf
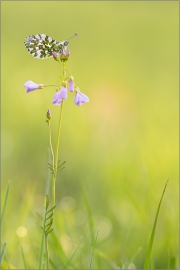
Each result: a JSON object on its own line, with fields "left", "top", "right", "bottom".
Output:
{"left": 48, "top": 163, "right": 53, "bottom": 168}
{"left": 143, "top": 180, "right": 169, "bottom": 269}
{"left": 45, "top": 194, "right": 49, "bottom": 211}
{"left": 45, "top": 219, "right": 53, "bottom": 228}
{"left": 1, "top": 181, "right": 11, "bottom": 226}
{"left": 57, "top": 161, "right": 66, "bottom": 169}
{"left": 45, "top": 228, "right": 54, "bottom": 235}
{"left": 46, "top": 205, "right": 56, "bottom": 214}
{"left": 0, "top": 242, "right": 7, "bottom": 266}
{"left": 45, "top": 213, "right": 53, "bottom": 221}
{"left": 21, "top": 245, "right": 27, "bottom": 269}
{"left": 57, "top": 167, "right": 65, "bottom": 173}
{"left": 48, "top": 167, "right": 54, "bottom": 172}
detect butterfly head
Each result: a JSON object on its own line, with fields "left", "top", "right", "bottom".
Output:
{"left": 59, "top": 40, "right": 69, "bottom": 54}
{"left": 64, "top": 40, "right": 69, "bottom": 46}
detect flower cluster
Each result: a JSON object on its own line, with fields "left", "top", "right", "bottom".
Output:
{"left": 24, "top": 50, "right": 89, "bottom": 107}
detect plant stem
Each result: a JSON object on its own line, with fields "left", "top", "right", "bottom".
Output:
{"left": 48, "top": 121, "right": 54, "bottom": 169}
{"left": 52, "top": 62, "right": 66, "bottom": 207}
{"left": 45, "top": 235, "right": 49, "bottom": 269}
{"left": 44, "top": 84, "right": 60, "bottom": 88}
{"left": 39, "top": 150, "right": 51, "bottom": 269}
{"left": 52, "top": 100, "right": 64, "bottom": 206}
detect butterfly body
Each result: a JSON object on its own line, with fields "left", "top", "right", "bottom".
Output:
{"left": 24, "top": 34, "right": 69, "bottom": 59}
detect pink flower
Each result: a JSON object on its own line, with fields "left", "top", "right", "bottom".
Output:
{"left": 52, "top": 52, "right": 57, "bottom": 58}
{"left": 59, "top": 86, "right": 67, "bottom": 99}
{"left": 24, "top": 80, "right": 44, "bottom": 93}
{"left": 52, "top": 52, "right": 58, "bottom": 61}
{"left": 52, "top": 92, "right": 62, "bottom": 105}
{"left": 52, "top": 86, "right": 67, "bottom": 105}
{"left": 74, "top": 90, "right": 89, "bottom": 106}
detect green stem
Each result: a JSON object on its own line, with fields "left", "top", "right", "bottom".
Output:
{"left": 48, "top": 121, "right": 54, "bottom": 170}
{"left": 65, "top": 68, "right": 72, "bottom": 76}
{"left": 45, "top": 235, "right": 49, "bottom": 269}
{"left": 52, "top": 100, "right": 64, "bottom": 206}
{"left": 52, "top": 62, "right": 66, "bottom": 207}
{"left": 44, "top": 84, "right": 60, "bottom": 88}
{"left": 39, "top": 231, "right": 45, "bottom": 269}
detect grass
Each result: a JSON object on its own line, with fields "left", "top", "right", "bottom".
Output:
{"left": 0, "top": 156, "right": 177, "bottom": 270}
{"left": 143, "top": 180, "right": 169, "bottom": 269}
{"left": 21, "top": 245, "right": 27, "bottom": 269}
{"left": 1, "top": 181, "right": 11, "bottom": 226}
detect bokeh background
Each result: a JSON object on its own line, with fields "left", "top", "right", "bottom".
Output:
{"left": 1, "top": 1, "right": 179, "bottom": 269}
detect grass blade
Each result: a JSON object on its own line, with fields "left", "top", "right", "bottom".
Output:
{"left": 21, "top": 245, "right": 27, "bottom": 269}
{"left": 125, "top": 247, "right": 142, "bottom": 269}
{"left": 169, "top": 257, "right": 176, "bottom": 269}
{"left": 167, "top": 250, "right": 176, "bottom": 269}
{"left": 89, "top": 228, "right": 99, "bottom": 270}
{"left": 63, "top": 237, "right": 82, "bottom": 269}
{"left": 39, "top": 232, "right": 45, "bottom": 269}
{"left": 1, "top": 181, "right": 11, "bottom": 226}
{"left": 39, "top": 149, "right": 51, "bottom": 269}
{"left": 49, "top": 257, "right": 58, "bottom": 269}
{"left": 0, "top": 242, "right": 7, "bottom": 266}
{"left": 83, "top": 189, "right": 95, "bottom": 243}
{"left": 5, "top": 253, "right": 10, "bottom": 269}
{"left": 49, "top": 230, "right": 68, "bottom": 266}
{"left": 96, "top": 249, "right": 120, "bottom": 269}
{"left": 143, "top": 179, "right": 169, "bottom": 269}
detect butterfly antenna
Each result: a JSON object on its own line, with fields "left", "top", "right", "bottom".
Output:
{"left": 67, "top": 32, "right": 78, "bottom": 41}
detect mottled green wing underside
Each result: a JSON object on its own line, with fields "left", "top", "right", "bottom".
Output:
{"left": 24, "top": 34, "right": 64, "bottom": 59}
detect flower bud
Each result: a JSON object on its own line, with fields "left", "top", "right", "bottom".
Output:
{"left": 69, "top": 76, "right": 74, "bottom": 92}
{"left": 60, "top": 50, "right": 70, "bottom": 62}
{"left": 46, "top": 109, "right": 51, "bottom": 120}
{"left": 52, "top": 52, "right": 59, "bottom": 61}
{"left": 24, "top": 80, "right": 44, "bottom": 93}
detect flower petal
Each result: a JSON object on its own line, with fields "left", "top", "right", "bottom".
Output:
{"left": 24, "top": 80, "right": 43, "bottom": 93}
{"left": 52, "top": 92, "right": 62, "bottom": 105}
{"left": 74, "top": 92, "right": 89, "bottom": 106}
{"left": 69, "top": 81, "right": 74, "bottom": 92}
{"left": 59, "top": 86, "right": 67, "bottom": 99}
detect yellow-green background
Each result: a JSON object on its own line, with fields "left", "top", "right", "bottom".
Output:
{"left": 1, "top": 1, "right": 179, "bottom": 269}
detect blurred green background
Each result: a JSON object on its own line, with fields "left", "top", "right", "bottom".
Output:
{"left": 1, "top": 1, "right": 179, "bottom": 269}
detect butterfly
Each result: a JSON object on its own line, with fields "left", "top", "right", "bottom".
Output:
{"left": 24, "top": 33, "right": 78, "bottom": 59}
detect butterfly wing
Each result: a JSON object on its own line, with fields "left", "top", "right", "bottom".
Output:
{"left": 24, "top": 34, "right": 64, "bottom": 59}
